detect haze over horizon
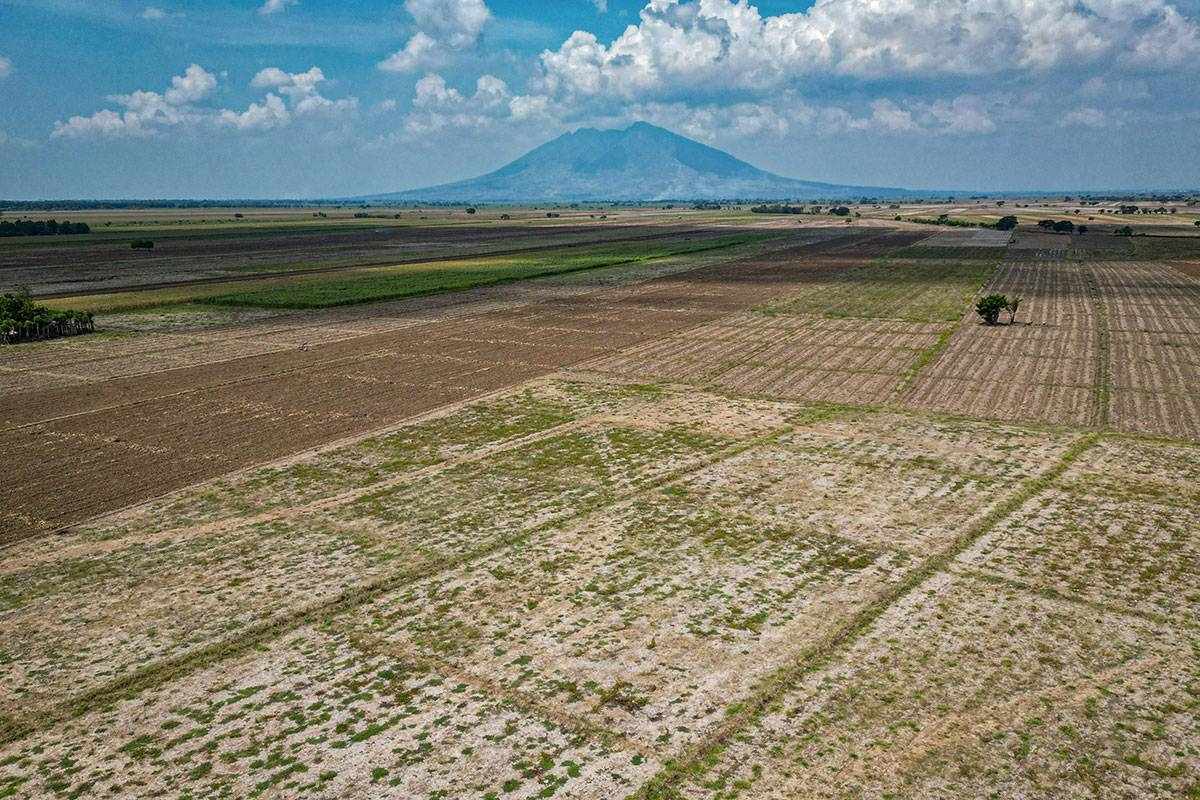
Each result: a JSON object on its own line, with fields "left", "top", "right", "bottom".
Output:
{"left": 2, "top": 0, "right": 1199, "bottom": 199}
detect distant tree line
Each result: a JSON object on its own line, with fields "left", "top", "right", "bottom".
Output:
{"left": 906, "top": 215, "right": 985, "bottom": 229}
{"left": 1036, "top": 220, "right": 1087, "bottom": 234}
{"left": 0, "top": 289, "right": 94, "bottom": 345}
{"left": 903, "top": 214, "right": 1019, "bottom": 231}
{"left": 0, "top": 218, "right": 91, "bottom": 237}
{"left": 750, "top": 204, "right": 851, "bottom": 216}
{"left": 750, "top": 205, "right": 807, "bottom": 215}
{"left": 0, "top": 200, "right": 339, "bottom": 212}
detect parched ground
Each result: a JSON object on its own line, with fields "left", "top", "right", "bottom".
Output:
{"left": 1, "top": 223, "right": 1198, "bottom": 799}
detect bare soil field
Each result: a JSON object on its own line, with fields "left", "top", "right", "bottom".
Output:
{"left": 902, "top": 260, "right": 1100, "bottom": 426}
{"left": 0, "top": 228, "right": 914, "bottom": 545}
{"left": 1006, "top": 230, "right": 1070, "bottom": 260}
{"left": 1093, "top": 260, "right": 1200, "bottom": 439}
{"left": 2, "top": 375, "right": 1194, "bottom": 799}
{"left": 2, "top": 213, "right": 1198, "bottom": 799}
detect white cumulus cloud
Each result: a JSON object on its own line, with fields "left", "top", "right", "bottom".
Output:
{"left": 917, "top": 95, "right": 997, "bottom": 134}
{"left": 53, "top": 63, "right": 354, "bottom": 139}
{"left": 259, "top": 0, "right": 298, "bottom": 15}
{"left": 52, "top": 64, "right": 216, "bottom": 138}
{"left": 0, "top": 56, "right": 12, "bottom": 80}
{"left": 164, "top": 63, "right": 217, "bottom": 105}
{"left": 378, "top": 32, "right": 441, "bottom": 73}
{"left": 533, "top": 0, "right": 1200, "bottom": 103}
{"left": 398, "top": 72, "right": 545, "bottom": 137}
{"left": 249, "top": 66, "right": 357, "bottom": 117}
{"left": 219, "top": 94, "right": 290, "bottom": 131}
{"left": 379, "top": 0, "right": 492, "bottom": 73}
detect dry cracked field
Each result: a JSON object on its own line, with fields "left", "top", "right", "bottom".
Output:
{"left": 1, "top": 217, "right": 1198, "bottom": 799}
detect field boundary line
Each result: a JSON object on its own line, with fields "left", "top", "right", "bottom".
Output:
{"left": 0, "top": 409, "right": 816, "bottom": 747}
{"left": 950, "top": 565, "right": 1186, "bottom": 631}
{"left": 341, "top": 629, "right": 652, "bottom": 757}
{"left": 1082, "top": 263, "right": 1112, "bottom": 428}
{"left": 627, "top": 431, "right": 1099, "bottom": 800}
{"left": 889, "top": 258, "right": 1001, "bottom": 405}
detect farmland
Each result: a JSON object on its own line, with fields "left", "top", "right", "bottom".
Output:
{"left": 1, "top": 205, "right": 1198, "bottom": 798}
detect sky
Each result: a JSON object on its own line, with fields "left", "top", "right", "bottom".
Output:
{"left": 1, "top": 0, "right": 1198, "bottom": 199}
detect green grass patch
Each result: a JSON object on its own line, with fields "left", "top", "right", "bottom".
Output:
{"left": 1130, "top": 236, "right": 1200, "bottom": 260}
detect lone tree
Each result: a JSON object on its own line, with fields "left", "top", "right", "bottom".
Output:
{"left": 1053, "top": 220, "right": 1075, "bottom": 233}
{"left": 1006, "top": 296, "right": 1023, "bottom": 324}
{"left": 994, "top": 215, "right": 1019, "bottom": 231}
{"left": 976, "top": 293, "right": 1009, "bottom": 325}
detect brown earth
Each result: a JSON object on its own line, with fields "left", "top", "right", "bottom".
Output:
{"left": 0, "top": 228, "right": 925, "bottom": 546}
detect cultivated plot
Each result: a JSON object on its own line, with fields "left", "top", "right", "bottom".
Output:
{"left": 583, "top": 254, "right": 995, "bottom": 406}
{"left": 1092, "top": 260, "right": 1200, "bottom": 439}
{"left": 677, "top": 572, "right": 1195, "bottom": 800}
{"left": 961, "top": 437, "right": 1200, "bottom": 621}
{"left": 0, "top": 378, "right": 1090, "bottom": 798}
{"left": 903, "top": 260, "right": 1100, "bottom": 427}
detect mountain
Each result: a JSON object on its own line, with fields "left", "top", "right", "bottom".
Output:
{"left": 366, "top": 122, "right": 913, "bottom": 203}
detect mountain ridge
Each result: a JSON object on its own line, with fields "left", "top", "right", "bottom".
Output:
{"left": 366, "top": 122, "right": 917, "bottom": 203}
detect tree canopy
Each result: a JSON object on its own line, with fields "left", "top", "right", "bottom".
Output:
{"left": 0, "top": 219, "right": 90, "bottom": 237}
{"left": 0, "top": 289, "right": 95, "bottom": 345}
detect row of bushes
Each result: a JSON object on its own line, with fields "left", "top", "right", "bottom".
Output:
{"left": 0, "top": 219, "right": 91, "bottom": 237}
{"left": 751, "top": 205, "right": 852, "bottom": 216}
{"left": 905, "top": 215, "right": 983, "bottom": 228}
{"left": 1036, "top": 219, "right": 1091, "bottom": 234}
{"left": 0, "top": 290, "right": 94, "bottom": 345}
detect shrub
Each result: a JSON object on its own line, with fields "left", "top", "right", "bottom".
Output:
{"left": 976, "top": 293, "right": 1008, "bottom": 325}
{"left": 130, "top": 239, "right": 155, "bottom": 249}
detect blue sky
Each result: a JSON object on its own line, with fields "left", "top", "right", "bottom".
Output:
{"left": 1, "top": 0, "right": 1198, "bottom": 198}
